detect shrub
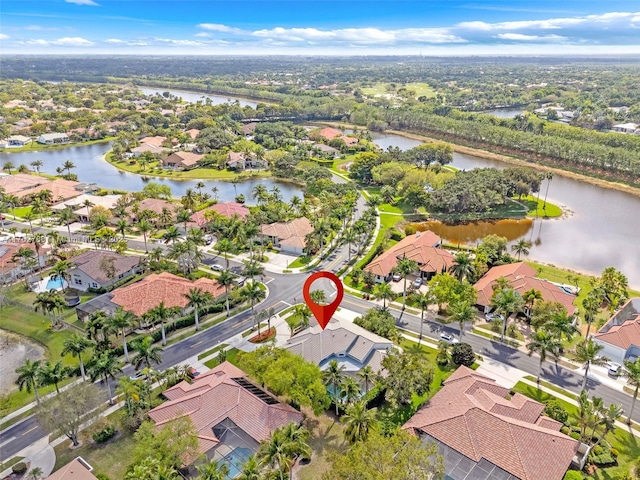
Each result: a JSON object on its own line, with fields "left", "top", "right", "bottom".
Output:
{"left": 96, "top": 474, "right": 112, "bottom": 480}
{"left": 560, "top": 426, "right": 570, "bottom": 435}
{"left": 93, "top": 425, "right": 116, "bottom": 443}
{"left": 451, "top": 343, "right": 475, "bottom": 367}
{"left": 544, "top": 400, "right": 569, "bottom": 425}
{"left": 12, "top": 462, "right": 28, "bottom": 474}
{"left": 563, "top": 471, "right": 583, "bottom": 480}
{"left": 569, "top": 431, "right": 581, "bottom": 440}
{"left": 389, "top": 229, "right": 404, "bottom": 241}
{"left": 610, "top": 448, "right": 619, "bottom": 458}
{"left": 591, "top": 445, "right": 604, "bottom": 456}
{"left": 404, "top": 225, "right": 417, "bottom": 236}
{"left": 590, "top": 451, "right": 616, "bottom": 466}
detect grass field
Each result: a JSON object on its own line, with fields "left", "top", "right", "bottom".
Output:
{"left": 297, "top": 409, "right": 347, "bottom": 480}
{"left": 361, "top": 82, "right": 436, "bottom": 99}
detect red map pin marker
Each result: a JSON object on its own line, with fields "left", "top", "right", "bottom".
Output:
{"left": 302, "top": 271, "right": 344, "bottom": 330}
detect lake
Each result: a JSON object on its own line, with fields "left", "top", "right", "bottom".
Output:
{"left": 139, "top": 87, "right": 259, "bottom": 108}
{"left": 0, "top": 143, "right": 302, "bottom": 203}
{"left": 0, "top": 329, "right": 45, "bottom": 393}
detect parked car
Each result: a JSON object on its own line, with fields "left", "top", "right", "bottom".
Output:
{"left": 392, "top": 273, "right": 402, "bottom": 282}
{"left": 211, "top": 264, "right": 224, "bottom": 272}
{"left": 130, "top": 371, "right": 147, "bottom": 381}
{"left": 412, "top": 277, "right": 423, "bottom": 288}
{"left": 188, "top": 367, "right": 200, "bottom": 379}
{"left": 608, "top": 362, "right": 622, "bottom": 377}
{"left": 486, "top": 312, "right": 504, "bottom": 322}
{"left": 204, "top": 234, "right": 214, "bottom": 245}
{"left": 440, "top": 333, "right": 459, "bottom": 344}
{"left": 234, "top": 276, "right": 247, "bottom": 287}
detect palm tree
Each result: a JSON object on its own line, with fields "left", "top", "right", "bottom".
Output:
{"left": 162, "top": 225, "right": 181, "bottom": 245}
{"left": 511, "top": 239, "right": 532, "bottom": 260}
{"left": 196, "top": 460, "right": 229, "bottom": 480}
{"left": 61, "top": 334, "right": 93, "bottom": 381}
{"left": 15, "top": 359, "right": 42, "bottom": 404}
{"left": 27, "top": 466, "right": 43, "bottom": 480}
{"left": 341, "top": 401, "right": 377, "bottom": 444}
{"left": 526, "top": 330, "right": 561, "bottom": 386}
{"left": 30, "top": 160, "right": 43, "bottom": 174}
{"left": 242, "top": 260, "right": 264, "bottom": 282}
{"left": 593, "top": 403, "right": 624, "bottom": 447}
{"left": 62, "top": 160, "right": 76, "bottom": 175}
{"left": 31, "top": 197, "right": 48, "bottom": 226}
{"left": 523, "top": 288, "right": 542, "bottom": 317}
{"left": 546, "top": 311, "right": 579, "bottom": 343}
{"left": 176, "top": 208, "right": 192, "bottom": 235}
{"left": 621, "top": 358, "right": 640, "bottom": 424}
{"left": 216, "top": 238, "right": 234, "bottom": 268}
{"left": 182, "top": 188, "right": 198, "bottom": 212}
{"left": 115, "top": 218, "right": 128, "bottom": 240}
{"left": 323, "top": 359, "right": 346, "bottom": 415}
{"left": 87, "top": 352, "right": 122, "bottom": 405}
{"left": 237, "top": 456, "right": 260, "bottom": 480}
{"left": 491, "top": 287, "right": 524, "bottom": 343}
{"left": 241, "top": 282, "right": 266, "bottom": 330}
{"left": 340, "top": 377, "right": 361, "bottom": 406}
{"left": 109, "top": 307, "right": 136, "bottom": 362}
{"left": 137, "top": 219, "right": 152, "bottom": 253}
{"left": 131, "top": 335, "right": 163, "bottom": 370}
{"left": 50, "top": 259, "right": 73, "bottom": 291}
{"left": 218, "top": 270, "right": 235, "bottom": 317}
{"left": 211, "top": 186, "right": 219, "bottom": 201}
{"left": 373, "top": 282, "right": 396, "bottom": 310}
{"left": 574, "top": 339, "right": 610, "bottom": 392}
{"left": 185, "top": 287, "right": 213, "bottom": 331}
{"left": 449, "top": 252, "right": 475, "bottom": 282}
{"left": 55, "top": 207, "right": 75, "bottom": 241}
{"left": 39, "top": 360, "right": 69, "bottom": 394}
{"left": 357, "top": 365, "right": 374, "bottom": 395}
{"left": 411, "top": 290, "right": 434, "bottom": 344}
{"left": 147, "top": 302, "right": 176, "bottom": 346}
{"left": 542, "top": 172, "right": 553, "bottom": 212}
{"left": 447, "top": 300, "right": 477, "bottom": 340}
{"left": 581, "top": 291, "right": 601, "bottom": 339}
{"left": 343, "top": 228, "right": 357, "bottom": 263}
{"left": 394, "top": 257, "right": 417, "bottom": 309}
{"left": 5, "top": 194, "right": 20, "bottom": 220}
{"left": 258, "top": 423, "right": 310, "bottom": 480}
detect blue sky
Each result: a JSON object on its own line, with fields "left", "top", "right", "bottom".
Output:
{"left": 1, "top": 1, "right": 639, "bottom": 55}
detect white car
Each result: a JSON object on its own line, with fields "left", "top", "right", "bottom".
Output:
{"left": 211, "top": 264, "right": 224, "bottom": 272}
{"left": 486, "top": 312, "right": 504, "bottom": 322}
{"left": 440, "top": 333, "right": 459, "bottom": 344}
{"left": 608, "top": 363, "right": 622, "bottom": 377}
{"left": 130, "top": 371, "right": 147, "bottom": 381}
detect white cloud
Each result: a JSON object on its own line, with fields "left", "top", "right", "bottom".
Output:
{"left": 194, "top": 32, "right": 210, "bottom": 37}
{"left": 0, "top": 34, "right": 9, "bottom": 40}
{"left": 65, "top": 0, "right": 100, "bottom": 6}
{"left": 458, "top": 11, "right": 640, "bottom": 31}
{"left": 495, "top": 33, "right": 566, "bottom": 41}
{"left": 155, "top": 38, "right": 204, "bottom": 46}
{"left": 105, "top": 38, "right": 125, "bottom": 43}
{"left": 198, "top": 23, "right": 243, "bottom": 34}
{"left": 26, "top": 36, "right": 93, "bottom": 46}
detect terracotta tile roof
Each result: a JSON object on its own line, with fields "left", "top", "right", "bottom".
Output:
{"left": 70, "top": 251, "right": 140, "bottom": 284}
{"left": 474, "top": 262, "right": 576, "bottom": 312}
{"left": 403, "top": 366, "right": 579, "bottom": 480}
{"left": 260, "top": 217, "right": 314, "bottom": 249}
{"left": 189, "top": 202, "right": 250, "bottom": 226}
{"left": 140, "top": 135, "right": 167, "bottom": 147}
{"left": 364, "top": 231, "right": 445, "bottom": 277}
{"left": 340, "top": 136, "right": 359, "bottom": 146}
{"left": 17, "top": 178, "right": 83, "bottom": 202}
{"left": 227, "top": 151, "right": 251, "bottom": 164}
{"left": 241, "top": 122, "right": 258, "bottom": 135}
{"left": 148, "top": 362, "right": 303, "bottom": 456}
{"left": 0, "top": 173, "right": 48, "bottom": 194}
{"left": 129, "top": 198, "right": 178, "bottom": 217}
{"left": 110, "top": 272, "right": 225, "bottom": 317}
{"left": 130, "top": 143, "right": 167, "bottom": 155}
{"left": 0, "top": 242, "right": 48, "bottom": 273}
{"left": 185, "top": 128, "right": 200, "bottom": 140}
{"left": 318, "top": 127, "right": 342, "bottom": 140}
{"left": 593, "top": 316, "right": 640, "bottom": 350}
{"left": 162, "top": 151, "right": 204, "bottom": 168}
{"left": 46, "top": 458, "right": 98, "bottom": 480}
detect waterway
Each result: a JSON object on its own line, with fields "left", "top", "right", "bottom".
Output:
{"left": 139, "top": 87, "right": 259, "bottom": 108}
{"left": 0, "top": 143, "right": 302, "bottom": 203}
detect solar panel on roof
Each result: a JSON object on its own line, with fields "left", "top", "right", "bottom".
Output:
{"left": 231, "top": 377, "right": 280, "bottom": 405}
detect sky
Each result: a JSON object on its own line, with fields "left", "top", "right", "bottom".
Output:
{"left": 1, "top": 0, "right": 639, "bottom": 55}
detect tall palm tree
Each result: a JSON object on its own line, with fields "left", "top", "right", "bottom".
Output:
{"left": 147, "top": 302, "right": 176, "bottom": 346}
{"left": 447, "top": 300, "right": 477, "bottom": 340}
{"left": 542, "top": 172, "right": 553, "bottom": 212}
{"left": 511, "top": 239, "right": 532, "bottom": 260}
{"left": 216, "top": 238, "right": 234, "bottom": 268}
{"left": 343, "top": 228, "right": 357, "bottom": 263}
{"left": 58, "top": 207, "right": 76, "bottom": 241}
{"left": 5, "top": 194, "right": 20, "bottom": 220}
{"left": 182, "top": 188, "right": 198, "bottom": 212}
{"left": 340, "top": 377, "right": 361, "bottom": 406}
{"left": 62, "top": 334, "right": 93, "bottom": 381}
{"left": 242, "top": 260, "right": 264, "bottom": 282}
{"left": 87, "top": 352, "right": 122, "bottom": 405}
{"left": 185, "top": 287, "right": 213, "bottom": 331}
{"left": 131, "top": 335, "right": 163, "bottom": 370}
{"left": 237, "top": 456, "right": 260, "bottom": 480}
{"left": 491, "top": 287, "right": 524, "bottom": 342}
{"left": 31, "top": 197, "right": 48, "bottom": 226}
{"left": 258, "top": 423, "right": 310, "bottom": 480}
{"left": 546, "top": 311, "right": 579, "bottom": 343}
{"left": 137, "top": 219, "right": 152, "bottom": 253}
{"left": 62, "top": 160, "right": 76, "bottom": 175}
{"left": 15, "top": 359, "right": 42, "bottom": 404}
{"left": 373, "top": 282, "right": 396, "bottom": 310}
{"left": 341, "top": 401, "right": 378, "bottom": 444}
{"left": 574, "top": 339, "right": 610, "bottom": 392}
{"left": 218, "top": 270, "right": 235, "bottom": 317}
{"left": 323, "top": 359, "right": 346, "bottom": 415}
{"left": 195, "top": 460, "right": 229, "bottom": 480}
{"left": 526, "top": 330, "right": 561, "bottom": 386}
{"left": 30, "top": 160, "right": 43, "bottom": 174}
{"left": 394, "top": 257, "right": 417, "bottom": 309}
{"left": 523, "top": 288, "right": 542, "bottom": 317}
{"left": 115, "top": 218, "right": 128, "bottom": 240}
{"left": 176, "top": 208, "right": 192, "bottom": 235}
{"left": 109, "top": 307, "right": 136, "bottom": 362}
{"left": 357, "top": 365, "right": 375, "bottom": 395}
{"left": 39, "top": 360, "right": 69, "bottom": 394}
{"left": 241, "top": 282, "right": 266, "bottom": 330}
{"left": 449, "top": 252, "right": 475, "bottom": 282}
{"left": 621, "top": 358, "right": 640, "bottom": 424}
{"left": 581, "top": 292, "right": 601, "bottom": 339}
{"left": 50, "top": 259, "right": 73, "bottom": 291}
{"left": 593, "top": 403, "right": 624, "bottom": 448}
{"left": 211, "top": 186, "right": 219, "bottom": 201}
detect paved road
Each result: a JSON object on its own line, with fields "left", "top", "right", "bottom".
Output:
{"left": 1, "top": 199, "right": 638, "bottom": 461}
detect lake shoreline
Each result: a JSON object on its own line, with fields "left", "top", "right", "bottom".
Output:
{"left": 0, "top": 137, "right": 114, "bottom": 155}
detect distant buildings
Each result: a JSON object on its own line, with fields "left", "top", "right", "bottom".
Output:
{"left": 611, "top": 123, "right": 639, "bottom": 135}
{"left": 37, "top": 132, "right": 70, "bottom": 145}
{"left": 592, "top": 298, "right": 640, "bottom": 364}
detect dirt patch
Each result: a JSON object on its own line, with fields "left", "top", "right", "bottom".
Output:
{"left": 0, "top": 329, "right": 45, "bottom": 393}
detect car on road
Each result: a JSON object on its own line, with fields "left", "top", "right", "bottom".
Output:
{"left": 486, "top": 312, "right": 504, "bottom": 322}
{"left": 412, "top": 277, "right": 423, "bottom": 288}
{"left": 440, "top": 333, "right": 459, "bottom": 344}
{"left": 130, "top": 371, "right": 147, "bottom": 381}
{"left": 392, "top": 273, "right": 402, "bottom": 282}
{"left": 608, "top": 362, "right": 622, "bottom": 377}
{"left": 234, "top": 276, "right": 247, "bottom": 287}
{"left": 211, "top": 264, "right": 224, "bottom": 272}
{"left": 204, "top": 234, "right": 214, "bottom": 245}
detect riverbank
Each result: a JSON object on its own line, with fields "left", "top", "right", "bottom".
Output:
{"left": 322, "top": 121, "right": 640, "bottom": 199}
{"left": 135, "top": 83, "right": 276, "bottom": 106}
{"left": 0, "top": 137, "right": 114, "bottom": 154}
{"left": 104, "top": 152, "right": 272, "bottom": 181}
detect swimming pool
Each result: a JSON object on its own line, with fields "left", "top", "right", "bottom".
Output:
{"left": 32, "top": 275, "right": 68, "bottom": 293}
{"left": 46, "top": 276, "right": 65, "bottom": 291}
{"left": 224, "top": 447, "right": 253, "bottom": 479}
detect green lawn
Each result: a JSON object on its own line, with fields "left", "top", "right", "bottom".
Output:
{"left": 518, "top": 195, "right": 563, "bottom": 218}
{"left": 5, "top": 282, "right": 97, "bottom": 320}
{"left": 204, "top": 347, "right": 241, "bottom": 368}
{"left": 11, "top": 206, "right": 33, "bottom": 219}
{"left": 197, "top": 343, "right": 229, "bottom": 361}
{"left": 288, "top": 255, "right": 312, "bottom": 269}
{"left": 512, "top": 382, "right": 640, "bottom": 479}
{"left": 361, "top": 82, "right": 436, "bottom": 99}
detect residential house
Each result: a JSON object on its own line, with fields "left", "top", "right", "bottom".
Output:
{"left": 76, "top": 272, "right": 225, "bottom": 321}
{"left": 188, "top": 202, "right": 250, "bottom": 227}
{"left": 473, "top": 262, "right": 577, "bottom": 317}
{"left": 364, "top": 231, "right": 452, "bottom": 283}
{"left": 0, "top": 242, "right": 49, "bottom": 285}
{"left": 313, "top": 143, "right": 339, "bottom": 158}
{"left": 46, "top": 457, "right": 98, "bottom": 480}
{"left": 260, "top": 217, "right": 314, "bottom": 255}
{"left": 140, "top": 135, "right": 168, "bottom": 147}
{"left": 612, "top": 123, "right": 639, "bottom": 135}
{"left": 15, "top": 178, "right": 84, "bottom": 202}
{"left": 129, "top": 143, "right": 167, "bottom": 157}
{"left": 148, "top": 362, "right": 304, "bottom": 472}
{"left": 285, "top": 315, "right": 393, "bottom": 376}
{"left": 241, "top": 122, "right": 258, "bottom": 136}
{"left": 317, "top": 127, "right": 343, "bottom": 140}
{"left": 161, "top": 151, "right": 204, "bottom": 170}
{"left": 0, "top": 173, "right": 49, "bottom": 195}
{"left": 592, "top": 298, "right": 640, "bottom": 364}
{"left": 5, "top": 135, "right": 32, "bottom": 147}
{"left": 68, "top": 251, "right": 142, "bottom": 292}
{"left": 37, "top": 132, "right": 70, "bottom": 145}
{"left": 403, "top": 366, "right": 587, "bottom": 480}
{"left": 185, "top": 128, "right": 200, "bottom": 140}
{"left": 50, "top": 194, "right": 121, "bottom": 222}
{"left": 127, "top": 198, "right": 178, "bottom": 222}
{"left": 226, "top": 151, "right": 267, "bottom": 170}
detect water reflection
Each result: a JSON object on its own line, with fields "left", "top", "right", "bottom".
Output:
{"left": 139, "top": 87, "right": 259, "bottom": 108}
{"left": 409, "top": 219, "right": 534, "bottom": 246}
